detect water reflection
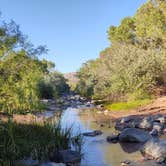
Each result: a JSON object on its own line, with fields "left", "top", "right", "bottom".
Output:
{"left": 60, "top": 107, "right": 142, "bottom": 166}
{"left": 119, "top": 142, "right": 143, "bottom": 153}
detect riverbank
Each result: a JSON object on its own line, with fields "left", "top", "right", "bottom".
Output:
{"left": 0, "top": 94, "right": 91, "bottom": 124}
{"left": 96, "top": 96, "right": 166, "bottom": 120}
{"left": 0, "top": 94, "right": 87, "bottom": 166}
{"left": 1, "top": 94, "right": 166, "bottom": 166}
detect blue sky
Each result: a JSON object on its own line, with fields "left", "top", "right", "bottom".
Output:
{"left": 0, "top": 0, "right": 147, "bottom": 73}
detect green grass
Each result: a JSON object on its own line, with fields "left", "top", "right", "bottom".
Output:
{"left": 0, "top": 119, "right": 83, "bottom": 165}
{"left": 105, "top": 99, "right": 152, "bottom": 111}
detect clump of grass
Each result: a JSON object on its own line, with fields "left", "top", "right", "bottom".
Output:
{"left": 0, "top": 119, "right": 83, "bottom": 165}
{"left": 105, "top": 99, "right": 152, "bottom": 111}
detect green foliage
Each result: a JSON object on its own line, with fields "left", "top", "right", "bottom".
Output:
{"left": 77, "top": 44, "right": 166, "bottom": 101}
{"left": 76, "top": 0, "right": 166, "bottom": 104}
{"left": 135, "top": 0, "right": 166, "bottom": 49}
{"left": 0, "top": 18, "right": 69, "bottom": 114}
{"left": 0, "top": 51, "right": 45, "bottom": 114}
{"left": 108, "top": 0, "right": 166, "bottom": 49}
{"left": 105, "top": 99, "right": 152, "bottom": 111}
{"left": 127, "top": 89, "right": 152, "bottom": 101}
{"left": 0, "top": 119, "right": 83, "bottom": 164}
{"left": 108, "top": 17, "right": 135, "bottom": 44}
{"left": 37, "top": 72, "right": 70, "bottom": 99}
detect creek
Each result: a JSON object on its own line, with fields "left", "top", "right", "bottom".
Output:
{"left": 59, "top": 106, "right": 142, "bottom": 166}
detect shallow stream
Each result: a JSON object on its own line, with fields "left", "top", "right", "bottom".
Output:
{"left": 60, "top": 107, "right": 142, "bottom": 166}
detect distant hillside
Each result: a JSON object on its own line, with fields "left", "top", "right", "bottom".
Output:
{"left": 64, "top": 72, "right": 78, "bottom": 84}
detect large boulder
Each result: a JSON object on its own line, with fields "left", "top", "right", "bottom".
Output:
{"left": 121, "top": 160, "right": 166, "bottom": 166}
{"left": 141, "top": 139, "right": 166, "bottom": 163}
{"left": 120, "top": 142, "right": 143, "bottom": 153}
{"left": 119, "top": 128, "right": 151, "bottom": 143}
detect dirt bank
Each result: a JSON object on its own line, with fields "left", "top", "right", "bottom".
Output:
{"left": 106, "top": 96, "right": 166, "bottom": 120}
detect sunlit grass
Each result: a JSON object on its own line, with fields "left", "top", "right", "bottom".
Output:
{"left": 105, "top": 99, "right": 152, "bottom": 111}
{"left": 0, "top": 119, "right": 83, "bottom": 165}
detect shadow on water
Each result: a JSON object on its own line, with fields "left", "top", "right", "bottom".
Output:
{"left": 119, "top": 142, "right": 144, "bottom": 153}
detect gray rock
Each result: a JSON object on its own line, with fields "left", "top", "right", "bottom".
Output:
{"left": 115, "top": 122, "right": 136, "bottom": 131}
{"left": 96, "top": 104, "right": 104, "bottom": 109}
{"left": 150, "top": 129, "right": 159, "bottom": 136}
{"left": 120, "top": 142, "right": 143, "bottom": 153}
{"left": 141, "top": 139, "right": 166, "bottom": 163}
{"left": 120, "top": 116, "right": 133, "bottom": 124}
{"left": 107, "top": 134, "right": 119, "bottom": 143}
{"left": 40, "top": 162, "right": 65, "bottom": 166}
{"left": 156, "top": 116, "right": 166, "bottom": 125}
{"left": 121, "top": 160, "right": 166, "bottom": 166}
{"left": 139, "top": 117, "right": 153, "bottom": 130}
{"left": 58, "top": 150, "right": 81, "bottom": 164}
{"left": 163, "top": 128, "right": 166, "bottom": 133}
{"left": 119, "top": 128, "right": 151, "bottom": 143}
{"left": 83, "top": 130, "right": 102, "bottom": 137}
{"left": 14, "top": 159, "right": 39, "bottom": 166}
{"left": 153, "top": 122, "right": 164, "bottom": 133}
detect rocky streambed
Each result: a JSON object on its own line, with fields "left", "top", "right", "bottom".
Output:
{"left": 14, "top": 95, "right": 166, "bottom": 166}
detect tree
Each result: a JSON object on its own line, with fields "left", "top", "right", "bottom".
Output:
{"left": 108, "top": 17, "right": 135, "bottom": 44}
{"left": 76, "top": 0, "right": 166, "bottom": 102}
{"left": 0, "top": 18, "right": 68, "bottom": 114}
{"left": 135, "top": 0, "right": 166, "bottom": 49}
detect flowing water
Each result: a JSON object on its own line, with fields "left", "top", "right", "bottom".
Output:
{"left": 60, "top": 106, "right": 142, "bottom": 166}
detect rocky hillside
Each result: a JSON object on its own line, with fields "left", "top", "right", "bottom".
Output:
{"left": 64, "top": 72, "right": 78, "bottom": 84}
{"left": 63, "top": 72, "right": 78, "bottom": 90}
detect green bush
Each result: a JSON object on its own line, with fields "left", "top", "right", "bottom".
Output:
{"left": 76, "top": 1, "right": 166, "bottom": 103}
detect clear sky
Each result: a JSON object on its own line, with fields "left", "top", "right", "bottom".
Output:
{"left": 0, "top": 0, "right": 147, "bottom": 73}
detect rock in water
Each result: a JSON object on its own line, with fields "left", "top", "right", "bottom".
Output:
{"left": 58, "top": 150, "right": 81, "bottom": 165}
{"left": 14, "top": 159, "right": 39, "bottom": 166}
{"left": 141, "top": 139, "right": 166, "bottom": 163}
{"left": 40, "top": 162, "right": 65, "bottom": 166}
{"left": 107, "top": 134, "right": 119, "bottom": 143}
{"left": 83, "top": 130, "right": 102, "bottom": 137}
{"left": 119, "top": 128, "right": 151, "bottom": 143}
{"left": 121, "top": 160, "right": 166, "bottom": 166}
